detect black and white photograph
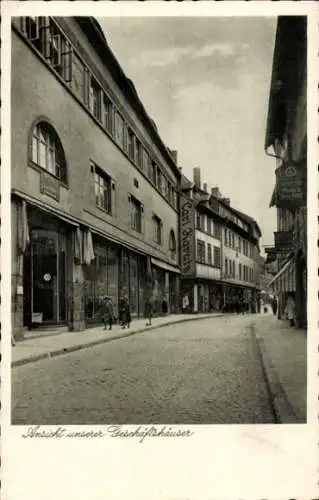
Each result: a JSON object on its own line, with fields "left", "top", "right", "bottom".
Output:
{"left": 1, "top": 2, "right": 318, "bottom": 499}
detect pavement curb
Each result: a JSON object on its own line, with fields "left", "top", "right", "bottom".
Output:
{"left": 12, "top": 313, "right": 224, "bottom": 368}
{"left": 249, "top": 324, "right": 299, "bottom": 423}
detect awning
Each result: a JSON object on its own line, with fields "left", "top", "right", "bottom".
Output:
{"left": 13, "top": 190, "right": 80, "bottom": 227}
{"left": 269, "top": 257, "right": 295, "bottom": 293}
{"left": 151, "top": 257, "right": 180, "bottom": 274}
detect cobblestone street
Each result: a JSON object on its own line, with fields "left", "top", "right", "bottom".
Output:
{"left": 11, "top": 315, "right": 284, "bottom": 425}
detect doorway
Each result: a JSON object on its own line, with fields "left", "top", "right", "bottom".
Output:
{"left": 23, "top": 226, "right": 67, "bottom": 328}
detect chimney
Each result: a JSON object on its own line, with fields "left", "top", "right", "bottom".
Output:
{"left": 193, "top": 167, "right": 201, "bottom": 189}
{"left": 170, "top": 150, "right": 178, "bottom": 164}
{"left": 221, "top": 198, "right": 231, "bottom": 206}
{"left": 203, "top": 183, "right": 208, "bottom": 193}
{"left": 211, "top": 186, "right": 221, "bottom": 199}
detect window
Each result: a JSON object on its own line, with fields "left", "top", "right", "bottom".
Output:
{"left": 239, "top": 263, "right": 242, "bottom": 280}
{"left": 196, "top": 239, "right": 206, "bottom": 264}
{"left": 238, "top": 237, "right": 242, "bottom": 252}
{"left": 20, "top": 17, "right": 72, "bottom": 83}
{"left": 196, "top": 212, "right": 201, "bottom": 229}
{"left": 207, "top": 218, "right": 212, "bottom": 235}
{"left": 232, "top": 233, "right": 235, "bottom": 249}
{"left": 224, "top": 228, "right": 228, "bottom": 246}
{"left": 200, "top": 214, "right": 206, "bottom": 232}
{"left": 225, "top": 258, "right": 228, "bottom": 276}
{"left": 114, "top": 111, "right": 124, "bottom": 147}
{"left": 157, "top": 168, "right": 163, "bottom": 193}
{"left": 151, "top": 161, "right": 157, "bottom": 185}
{"left": 128, "top": 129, "right": 135, "bottom": 160}
{"left": 142, "top": 149, "right": 150, "bottom": 173}
{"left": 89, "top": 77, "right": 102, "bottom": 121}
{"left": 129, "top": 195, "right": 143, "bottom": 233}
{"left": 153, "top": 215, "right": 163, "bottom": 245}
{"left": 91, "top": 163, "right": 112, "bottom": 214}
{"left": 31, "top": 121, "right": 67, "bottom": 183}
{"left": 167, "top": 182, "right": 172, "bottom": 204}
{"left": 207, "top": 244, "right": 212, "bottom": 265}
{"left": 103, "top": 95, "right": 114, "bottom": 135}
{"left": 169, "top": 230, "right": 176, "bottom": 260}
{"left": 135, "top": 139, "right": 142, "bottom": 168}
{"left": 172, "top": 188, "right": 177, "bottom": 210}
{"left": 214, "top": 223, "right": 221, "bottom": 239}
{"left": 163, "top": 176, "right": 169, "bottom": 199}
{"left": 213, "top": 246, "right": 221, "bottom": 268}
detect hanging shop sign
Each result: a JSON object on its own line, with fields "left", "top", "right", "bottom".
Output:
{"left": 275, "top": 162, "right": 305, "bottom": 209}
{"left": 180, "top": 194, "right": 195, "bottom": 276}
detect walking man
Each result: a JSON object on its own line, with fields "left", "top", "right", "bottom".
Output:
{"left": 101, "top": 296, "right": 113, "bottom": 331}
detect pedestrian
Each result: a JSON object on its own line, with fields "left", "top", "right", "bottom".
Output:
{"left": 119, "top": 296, "right": 131, "bottom": 329}
{"left": 161, "top": 298, "right": 168, "bottom": 315}
{"left": 100, "top": 296, "right": 114, "bottom": 331}
{"left": 145, "top": 298, "right": 153, "bottom": 326}
{"left": 271, "top": 296, "right": 278, "bottom": 316}
{"left": 286, "top": 294, "right": 295, "bottom": 327}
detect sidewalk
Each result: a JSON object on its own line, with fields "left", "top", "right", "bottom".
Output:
{"left": 11, "top": 313, "right": 223, "bottom": 367}
{"left": 252, "top": 314, "right": 307, "bottom": 423}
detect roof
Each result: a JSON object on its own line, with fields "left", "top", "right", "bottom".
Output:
{"left": 265, "top": 17, "right": 307, "bottom": 151}
{"left": 231, "top": 208, "right": 262, "bottom": 237}
{"left": 76, "top": 17, "right": 181, "bottom": 179}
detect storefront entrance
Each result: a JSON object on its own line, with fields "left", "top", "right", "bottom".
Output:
{"left": 23, "top": 219, "right": 68, "bottom": 328}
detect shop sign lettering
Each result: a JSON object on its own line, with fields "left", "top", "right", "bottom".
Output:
{"left": 180, "top": 195, "right": 195, "bottom": 275}
{"left": 275, "top": 162, "right": 305, "bottom": 209}
{"left": 40, "top": 171, "right": 59, "bottom": 201}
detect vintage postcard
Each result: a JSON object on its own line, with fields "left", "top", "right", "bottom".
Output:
{"left": 1, "top": 1, "right": 318, "bottom": 499}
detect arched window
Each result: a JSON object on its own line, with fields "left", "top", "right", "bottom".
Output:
{"left": 169, "top": 229, "right": 176, "bottom": 260}
{"left": 31, "top": 121, "right": 67, "bottom": 183}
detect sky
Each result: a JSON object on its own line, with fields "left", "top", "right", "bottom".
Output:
{"left": 99, "top": 16, "right": 277, "bottom": 253}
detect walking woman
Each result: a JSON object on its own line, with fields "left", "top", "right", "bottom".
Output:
{"left": 100, "top": 296, "right": 114, "bottom": 331}
{"left": 119, "top": 296, "right": 131, "bottom": 329}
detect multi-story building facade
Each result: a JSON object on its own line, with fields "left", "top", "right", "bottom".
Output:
{"left": 264, "top": 16, "right": 307, "bottom": 328}
{"left": 180, "top": 168, "right": 262, "bottom": 313}
{"left": 11, "top": 16, "right": 181, "bottom": 340}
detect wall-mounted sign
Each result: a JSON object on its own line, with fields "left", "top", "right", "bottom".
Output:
{"left": 275, "top": 162, "right": 305, "bottom": 209}
{"left": 40, "top": 171, "right": 59, "bottom": 201}
{"left": 43, "top": 273, "right": 51, "bottom": 282}
{"left": 180, "top": 194, "right": 195, "bottom": 276}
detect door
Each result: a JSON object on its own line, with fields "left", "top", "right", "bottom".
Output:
{"left": 24, "top": 227, "right": 67, "bottom": 326}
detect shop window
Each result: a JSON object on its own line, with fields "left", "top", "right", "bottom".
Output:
{"left": 129, "top": 194, "right": 143, "bottom": 233}
{"left": 91, "top": 162, "right": 113, "bottom": 214}
{"left": 31, "top": 121, "right": 67, "bottom": 183}
{"left": 169, "top": 230, "right": 176, "bottom": 260}
{"left": 153, "top": 215, "right": 163, "bottom": 245}
{"left": 89, "top": 77, "right": 102, "bottom": 121}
